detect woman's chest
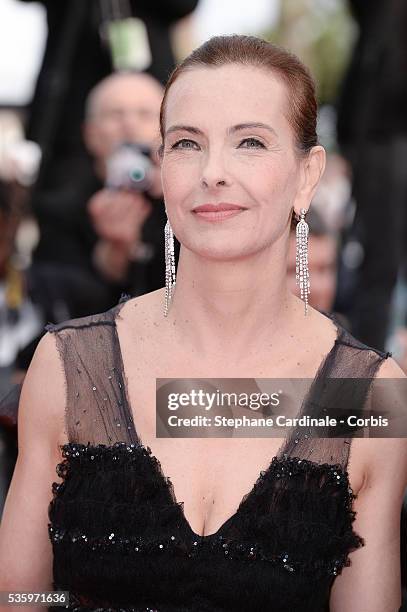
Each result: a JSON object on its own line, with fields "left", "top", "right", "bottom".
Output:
{"left": 119, "top": 348, "right": 367, "bottom": 501}
{"left": 50, "top": 440, "right": 364, "bottom": 593}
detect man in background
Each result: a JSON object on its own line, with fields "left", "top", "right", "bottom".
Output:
{"left": 85, "top": 71, "right": 171, "bottom": 296}
{"left": 29, "top": 71, "right": 173, "bottom": 324}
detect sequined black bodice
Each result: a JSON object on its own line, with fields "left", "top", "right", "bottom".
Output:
{"left": 46, "top": 297, "right": 391, "bottom": 612}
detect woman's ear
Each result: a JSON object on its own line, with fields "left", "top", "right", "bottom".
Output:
{"left": 293, "top": 145, "right": 326, "bottom": 216}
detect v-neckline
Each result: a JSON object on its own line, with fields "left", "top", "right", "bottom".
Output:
{"left": 111, "top": 299, "right": 343, "bottom": 540}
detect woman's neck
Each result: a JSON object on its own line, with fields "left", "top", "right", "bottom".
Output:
{"left": 166, "top": 244, "right": 299, "bottom": 359}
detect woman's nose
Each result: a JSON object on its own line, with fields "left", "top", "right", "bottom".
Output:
{"left": 201, "top": 177, "right": 227, "bottom": 188}
{"left": 200, "top": 152, "right": 231, "bottom": 189}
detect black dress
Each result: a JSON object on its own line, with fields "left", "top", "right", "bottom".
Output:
{"left": 45, "top": 295, "right": 392, "bottom": 611}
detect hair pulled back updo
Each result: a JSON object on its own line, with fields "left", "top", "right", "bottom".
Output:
{"left": 159, "top": 34, "right": 319, "bottom": 158}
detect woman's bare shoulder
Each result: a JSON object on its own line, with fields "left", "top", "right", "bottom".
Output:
{"left": 118, "top": 288, "right": 166, "bottom": 330}
{"left": 352, "top": 355, "right": 407, "bottom": 495}
{"left": 306, "top": 304, "right": 338, "bottom": 338}
{"left": 375, "top": 354, "right": 406, "bottom": 378}
{"left": 291, "top": 302, "right": 339, "bottom": 365}
{"left": 18, "top": 331, "right": 67, "bottom": 454}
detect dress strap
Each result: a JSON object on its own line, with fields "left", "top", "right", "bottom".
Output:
{"left": 47, "top": 301, "right": 136, "bottom": 446}
{"left": 279, "top": 311, "right": 391, "bottom": 470}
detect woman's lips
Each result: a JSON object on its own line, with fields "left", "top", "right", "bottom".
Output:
{"left": 192, "top": 207, "right": 246, "bottom": 221}
{"left": 193, "top": 209, "right": 245, "bottom": 221}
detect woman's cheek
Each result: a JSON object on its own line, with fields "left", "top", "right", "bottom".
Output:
{"left": 162, "top": 169, "right": 190, "bottom": 208}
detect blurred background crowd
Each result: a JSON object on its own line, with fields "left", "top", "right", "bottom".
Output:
{"left": 0, "top": 0, "right": 406, "bottom": 604}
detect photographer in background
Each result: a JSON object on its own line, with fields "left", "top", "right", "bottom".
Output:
{"left": 29, "top": 71, "right": 171, "bottom": 324}
{"left": 85, "top": 72, "right": 169, "bottom": 295}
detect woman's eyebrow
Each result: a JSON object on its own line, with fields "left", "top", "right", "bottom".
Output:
{"left": 165, "top": 122, "right": 278, "bottom": 137}
{"left": 230, "top": 122, "right": 278, "bottom": 137}
{"left": 165, "top": 125, "right": 203, "bottom": 136}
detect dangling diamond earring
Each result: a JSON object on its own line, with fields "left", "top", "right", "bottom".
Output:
{"left": 295, "top": 208, "right": 310, "bottom": 315}
{"left": 164, "top": 215, "right": 176, "bottom": 317}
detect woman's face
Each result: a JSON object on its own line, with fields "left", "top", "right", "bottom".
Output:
{"left": 160, "top": 64, "right": 315, "bottom": 261}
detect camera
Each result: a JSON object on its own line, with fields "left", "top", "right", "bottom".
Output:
{"left": 105, "top": 142, "right": 154, "bottom": 192}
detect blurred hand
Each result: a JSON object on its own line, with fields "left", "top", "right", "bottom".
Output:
{"left": 88, "top": 188, "right": 152, "bottom": 249}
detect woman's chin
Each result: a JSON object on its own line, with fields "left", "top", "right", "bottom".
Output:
{"left": 182, "top": 243, "right": 257, "bottom": 262}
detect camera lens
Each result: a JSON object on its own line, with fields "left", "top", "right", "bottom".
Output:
{"left": 130, "top": 168, "right": 146, "bottom": 183}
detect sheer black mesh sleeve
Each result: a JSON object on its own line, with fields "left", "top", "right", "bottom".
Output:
{"left": 45, "top": 300, "right": 137, "bottom": 447}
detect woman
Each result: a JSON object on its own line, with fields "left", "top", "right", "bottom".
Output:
{"left": 0, "top": 35, "right": 406, "bottom": 612}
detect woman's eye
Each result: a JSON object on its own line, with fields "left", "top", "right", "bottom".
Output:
{"left": 239, "top": 138, "right": 265, "bottom": 149}
{"left": 171, "top": 139, "right": 199, "bottom": 150}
